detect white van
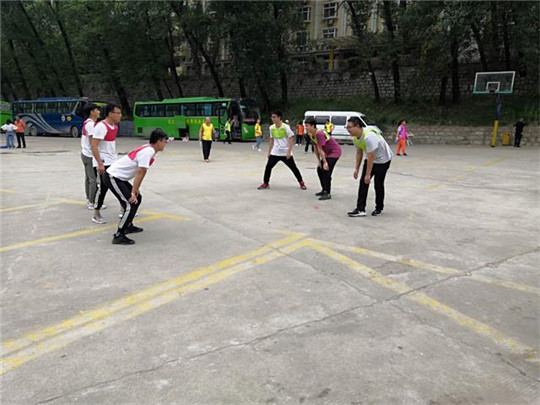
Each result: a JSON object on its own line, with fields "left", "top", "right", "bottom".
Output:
{"left": 303, "top": 111, "right": 382, "bottom": 144}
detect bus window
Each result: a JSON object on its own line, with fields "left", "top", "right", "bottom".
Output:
{"left": 58, "top": 102, "right": 75, "bottom": 114}
{"left": 35, "top": 103, "right": 46, "bottom": 114}
{"left": 229, "top": 101, "right": 241, "bottom": 120}
{"left": 135, "top": 104, "right": 151, "bottom": 117}
{"left": 165, "top": 104, "right": 180, "bottom": 117}
{"left": 197, "top": 103, "right": 212, "bottom": 116}
{"left": 46, "top": 102, "right": 58, "bottom": 113}
{"left": 184, "top": 103, "right": 197, "bottom": 116}
{"left": 360, "top": 116, "right": 372, "bottom": 126}
{"left": 315, "top": 115, "right": 329, "bottom": 125}
{"left": 151, "top": 104, "right": 165, "bottom": 117}
{"left": 331, "top": 116, "right": 347, "bottom": 126}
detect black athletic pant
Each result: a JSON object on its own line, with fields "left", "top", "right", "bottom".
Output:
{"left": 263, "top": 155, "right": 303, "bottom": 184}
{"left": 514, "top": 132, "right": 523, "bottom": 147}
{"left": 317, "top": 157, "right": 339, "bottom": 194}
{"left": 304, "top": 134, "right": 314, "bottom": 152}
{"left": 356, "top": 160, "right": 391, "bottom": 211}
{"left": 202, "top": 140, "right": 212, "bottom": 159}
{"left": 93, "top": 165, "right": 110, "bottom": 209}
{"left": 16, "top": 133, "right": 26, "bottom": 148}
{"left": 104, "top": 173, "right": 142, "bottom": 235}
{"left": 224, "top": 130, "right": 231, "bottom": 144}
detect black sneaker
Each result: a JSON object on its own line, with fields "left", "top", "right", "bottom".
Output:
{"left": 112, "top": 234, "right": 135, "bottom": 245}
{"left": 348, "top": 209, "right": 366, "bottom": 217}
{"left": 318, "top": 193, "right": 331, "bottom": 201}
{"left": 125, "top": 225, "right": 144, "bottom": 234}
{"left": 315, "top": 190, "right": 325, "bottom": 196}
{"left": 371, "top": 209, "right": 383, "bottom": 216}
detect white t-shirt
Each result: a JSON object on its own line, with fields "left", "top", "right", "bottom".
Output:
{"left": 81, "top": 119, "right": 95, "bottom": 158}
{"left": 92, "top": 121, "right": 117, "bottom": 167}
{"left": 1, "top": 124, "right": 17, "bottom": 133}
{"left": 269, "top": 123, "right": 294, "bottom": 156}
{"left": 107, "top": 144, "right": 156, "bottom": 181}
{"left": 364, "top": 131, "right": 393, "bottom": 164}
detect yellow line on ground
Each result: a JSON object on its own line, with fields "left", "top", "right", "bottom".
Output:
{"left": 0, "top": 199, "right": 76, "bottom": 213}
{"left": 308, "top": 242, "right": 538, "bottom": 363}
{"left": 0, "top": 189, "right": 16, "bottom": 194}
{"left": 483, "top": 157, "right": 507, "bottom": 167}
{"left": 321, "top": 240, "right": 540, "bottom": 296}
{"left": 0, "top": 215, "right": 164, "bottom": 253}
{"left": 427, "top": 158, "right": 507, "bottom": 189}
{"left": 1, "top": 233, "right": 305, "bottom": 357}
{"left": 0, "top": 238, "right": 306, "bottom": 374}
{"left": 141, "top": 210, "right": 191, "bottom": 221}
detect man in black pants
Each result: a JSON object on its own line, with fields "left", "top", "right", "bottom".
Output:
{"left": 346, "top": 117, "right": 393, "bottom": 217}
{"left": 258, "top": 111, "right": 306, "bottom": 190}
{"left": 104, "top": 129, "right": 168, "bottom": 245}
{"left": 514, "top": 118, "right": 526, "bottom": 147}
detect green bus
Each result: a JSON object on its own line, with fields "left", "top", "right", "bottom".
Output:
{"left": 133, "top": 97, "right": 261, "bottom": 141}
{"left": 0, "top": 101, "right": 12, "bottom": 126}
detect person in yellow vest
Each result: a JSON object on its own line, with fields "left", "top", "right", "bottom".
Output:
{"left": 346, "top": 117, "right": 393, "bottom": 217}
{"left": 257, "top": 111, "right": 306, "bottom": 190}
{"left": 199, "top": 117, "right": 214, "bottom": 162}
{"left": 224, "top": 118, "right": 232, "bottom": 144}
{"left": 252, "top": 118, "right": 262, "bottom": 151}
{"left": 325, "top": 119, "right": 334, "bottom": 136}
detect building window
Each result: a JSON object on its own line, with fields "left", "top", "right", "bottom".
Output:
{"left": 322, "top": 28, "right": 337, "bottom": 39}
{"left": 296, "top": 30, "right": 309, "bottom": 51}
{"left": 299, "top": 6, "right": 311, "bottom": 22}
{"left": 323, "top": 2, "right": 338, "bottom": 19}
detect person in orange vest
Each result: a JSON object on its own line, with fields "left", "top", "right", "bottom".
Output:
{"left": 15, "top": 115, "right": 27, "bottom": 148}
{"left": 295, "top": 121, "right": 304, "bottom": 145}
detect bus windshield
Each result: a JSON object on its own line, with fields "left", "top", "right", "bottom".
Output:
{"left": 240, "top": 99, "right": 260, "bottom": 123}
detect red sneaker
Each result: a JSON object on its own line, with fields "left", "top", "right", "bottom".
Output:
{"left": 299, "top": 181, "right": 307, "bottom": 190}
{"left": 257, "top": 183, "right": 270, "bottom": 189}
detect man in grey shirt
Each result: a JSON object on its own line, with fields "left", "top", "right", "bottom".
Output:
{"left": 346, "top": 117, "right": 393, "bottom": 217}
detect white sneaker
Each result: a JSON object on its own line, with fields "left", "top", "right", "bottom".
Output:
{"left": 101, "top": 204, "right": 107, "bottom": 210}
{"left": 86, "top": 202, "right": 94, "bottom": 210}
{"left": 258, "top": 148, "right": 261, "bottom": 152}
{"left": 119, "top": 212, "right": 139, "bottom": 218}
{"left": 92, "top": 214, "right": 107, "bottom": 224}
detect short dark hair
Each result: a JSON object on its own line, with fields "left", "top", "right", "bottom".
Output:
{"left": 304, "top": 117, "right": 317, "bottom": 127}
{"left": 6, "top": 119, "right": 12, "bottom": 124}
{"left": 105, "top": 103, "right": 121, "bottom": 117}
{"left": 84, "top": 103, "right": 100, "bottom": 118}
{"left": 347, "top": 117, "right": 362, "bottom": 127}
{"left": 150, "top": 128, "right": 167, "bottom": 144}
{"left": 271, "top": 110, "right": 282, "bottom": 119}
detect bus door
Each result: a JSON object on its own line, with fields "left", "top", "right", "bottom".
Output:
{"left": 214, "top": 102, "right": 228, "bottom": 141}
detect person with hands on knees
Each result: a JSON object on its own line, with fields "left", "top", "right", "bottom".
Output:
{"left": 304, "top": 117, "right": 341, "bottom": 200}
{"left": 258, "top": 111, "right": 306, "bottom": 190}
{"left": 346, "top": 117, "right": 393, "bottom": 217}
{"left": 104, "top": 129, "right": 168, "bottom": 245}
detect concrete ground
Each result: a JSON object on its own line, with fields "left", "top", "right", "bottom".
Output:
{"left": 1, "top": 136, "right": 539, "bottom": 405}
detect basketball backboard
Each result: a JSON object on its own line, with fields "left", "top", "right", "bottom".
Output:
{"left": 473, "top": 71, "right": 515, "bottom": 94}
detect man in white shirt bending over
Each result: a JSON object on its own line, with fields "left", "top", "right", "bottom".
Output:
{"left": 90, "top": 103, "right": 122, "bottom": 224}
{"left": 104, "top": 129, "right": 168, "bottom": 245}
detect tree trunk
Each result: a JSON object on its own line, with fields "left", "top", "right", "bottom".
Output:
{"left": 49, "top": 1, "right": 84, "bottom": 96}
{"left": 367, "top": 60, "right": 381, "bottom": 104}
{"left": 273, "top": 4, "right": 288, "bottom": 104}
{"left": 102, "top": 45, "right": 132, "bottom": 116}
{"left": 471, "top": 22, "right": 489, "bottom": 71}
{"left": 438, "top": 75, "right": 448, "bottom": 106}
{"left": 450, "top": 39, "right": 460, "bottom": 104}
{"left": 1, "top": 74, "right": 18, "bottom": 100}
{"left": 502, "top": 9, "right": 511, "bottom": 70}
{"left": 17, "top": 0, "right": 66, "bottom": 94}
{"left": 166, "top": 25, "right": 183, "bottom": 97}
{"left": 8, "top": 39, "right": 31, "bottom": 99}
{"left": 382, "top": 1, "right": 401, "bottom": 103}
{"left": 238, "top": 77, "right": 247, "bottom": 98}
{"left": 23, "top": 42, "right": 55, "bottom": 96}
{"left": 490, "top": 2, "right": 499, "bottom": 63}
{"left": 257, "top": 80, "right": 271, "bottom": 113}
{"left": 163, "top": 80, "right": 173, "bottom": 98}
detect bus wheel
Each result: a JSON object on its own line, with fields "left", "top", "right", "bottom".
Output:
{"left": 29, "top": 126, "right": 38, "bottom": 136}
{"left": 70, "top": 126, "right": 79, "bottom": 138}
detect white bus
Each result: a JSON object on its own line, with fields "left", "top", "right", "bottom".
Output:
{"left": 303, "top": 110, "right": 382, "bottom": 144}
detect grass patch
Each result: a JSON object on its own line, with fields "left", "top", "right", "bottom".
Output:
{"left": 271, "top": 95, "right": 539, "bottom": 131}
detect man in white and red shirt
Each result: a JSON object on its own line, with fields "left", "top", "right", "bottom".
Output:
{"left": 90, "top": 104, "right": 122, "bottom": 224}
{"left": 104, "top": 129, "right": 168, "bottom": 245}
{"left": 81, "top": 104, "right": 100, "bottom": 210}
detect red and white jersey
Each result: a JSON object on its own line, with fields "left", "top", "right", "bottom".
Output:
{"left": 92, "top": 120, "right": 118, "bottom": 166}
{"left": 107, "top": 144, "right": 155, "bottom": 181}
{"left": 81, "top": 118, "right": 95, "bottom": 158}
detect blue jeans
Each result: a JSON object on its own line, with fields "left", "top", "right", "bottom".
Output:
{"left": 255, "top": 137, "right": 262, "bottom": 149}
{"left": 6, "top": 132, "right": 15, "bottom": 148}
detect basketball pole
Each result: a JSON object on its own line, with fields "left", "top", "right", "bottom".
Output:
{"left": 490, "top": 94, "right": 502, "bottom": 148}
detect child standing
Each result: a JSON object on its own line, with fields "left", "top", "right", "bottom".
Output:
{"left": 396, "top": 120, "right": 408, "bottom": 156}
{"left": 296, "top": 121, "right": 304, "bottom": 145}
{"left": 1, "top": 120, "right": 17, "bottom": 149}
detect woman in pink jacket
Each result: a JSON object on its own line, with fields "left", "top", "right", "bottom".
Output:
{"left": 396, "top": 119, "right": 408, "bottom": 156}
